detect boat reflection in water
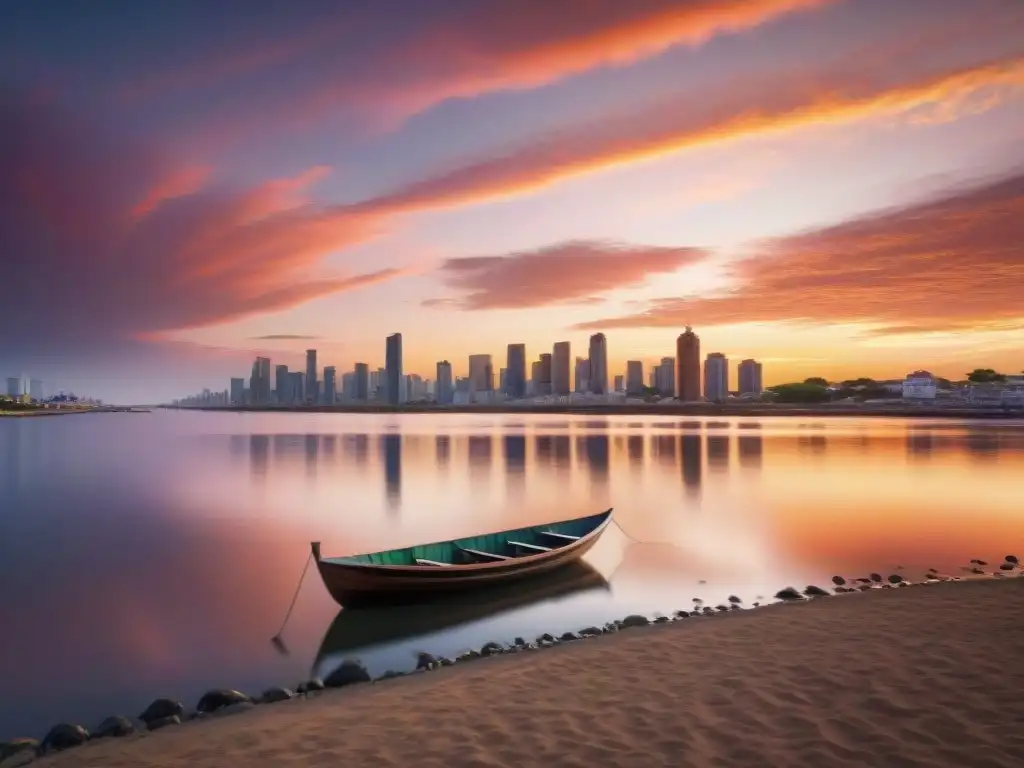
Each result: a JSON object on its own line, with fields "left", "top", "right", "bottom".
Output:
{"left": 314, "top": 561, "right": 610, "bottom": 679}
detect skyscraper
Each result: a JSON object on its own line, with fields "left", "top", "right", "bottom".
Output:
{"left": 385, "top": 333, "right": 403, "bottom": 405}
{"left": 287, "top": 371, "right": 304, "bottom": 403}
{"left": 738, "top": 359, "right": 764, "bottom": 396}
{"left": 274, "top": 365, "right": 289, "bottom": 403}
{"left": 505, "top": 344, "right": 527, "bottom": 399}
{"left": 323, "top": 366, "right": 337, "bottom": 405}
{"left": 676, "top": 328, "right": 701, "bottom": 401}
{"left": 305, "top": 349, "right": 318, "bottom": 404}
{"left": 29, "top": 379, "right": 43, "bottom": 401}
{"left": 588, "top": 333, "right": 608, "bottom": 395}
{"left": 537, "top": 353, "right": 552, "bottom": 396}
{"left": 250, "top": 357, "right": 271, "bottom": 404}
{"left": 354, "top": 362, "right": 369, "bottom": 401}
{"left": 552, "top": 341, "right": 571, "bottom": 395}
{"left": 230, "top": 378, "right": 245, "bottom": 405}
{"left": 468, "top": 354, "right": 493, "bottom": 392}
{"left": 436, "top": 360, "right": 453, "bottom": 404}
{"left": 614, "top": 374, "right": 625, "bottom": 392}
{"left": 574, "top": 357, "right": 590, "bottom": 393}
{"left": 625, "top": 360, "right": 644, "bottom": 395}
{"left": 704, "top": 353, "right": 729, "bottom": 402}
{"left": 654, "top": 357, "right": 675, "bottom": 397}
{"left": 530, "top": 360, "right": 542, "bottom": 395}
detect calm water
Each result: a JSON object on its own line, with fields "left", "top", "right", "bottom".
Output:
{"left": 1, "top": 411, "right": 1023, "bottom": 738}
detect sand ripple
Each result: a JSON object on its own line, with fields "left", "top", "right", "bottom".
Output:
{"left": 31, "top": 578, "right": 1024, "bottom": 768}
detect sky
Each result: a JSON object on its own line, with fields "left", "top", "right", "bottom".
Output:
{"left": 2, "top": 0, "right": 1023, "bottom": 403}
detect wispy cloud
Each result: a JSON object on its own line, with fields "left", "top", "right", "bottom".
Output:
{"left": 573, "top": 171, "right": 1024, "bottom": 334}
{"left": 248, "top": 334, "right": 321, "bottom": 340}
{"left": 425, "top": 240, "right": 707, "bottom": 310}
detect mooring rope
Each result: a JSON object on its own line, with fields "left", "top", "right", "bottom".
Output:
{"left": 272, "top": 552, "right": 313, "bottom": 648}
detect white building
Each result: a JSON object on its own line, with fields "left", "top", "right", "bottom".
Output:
{"left": 902, "top": 370, "right": 937, "bottom": 401}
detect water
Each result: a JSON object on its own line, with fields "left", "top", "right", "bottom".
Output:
{"left": 1, "top": 411, "right": 1022, "bottom": 739}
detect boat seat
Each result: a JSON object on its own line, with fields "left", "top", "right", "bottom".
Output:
{"left": 459, "top": 547, "right": 510, "bottom": 562}
{"left": 508, "top": 540, "right": 553, "bottom": 553}
{"left": 415, "top": 558, "right": 452, "bottom": 567}
{"left": 539, "top": 532, "right": 580, "bottom": 542}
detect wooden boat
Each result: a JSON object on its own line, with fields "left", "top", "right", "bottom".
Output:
{"left": 312, "top": 508, "right": 613, "bottom": 608}
{"left": 314, "top": 561, "right": 609, "bottom": 667}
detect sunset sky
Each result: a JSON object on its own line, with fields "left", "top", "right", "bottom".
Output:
{"left": 2, "top": 0, "right": 1023, "bottom": 403}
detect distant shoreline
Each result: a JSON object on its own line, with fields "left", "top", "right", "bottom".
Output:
{"left": 160, "top": 403, "right": 1024, "bottom": 420}
{"left": 0, "top": 407, "right": 149, "bottom": 418}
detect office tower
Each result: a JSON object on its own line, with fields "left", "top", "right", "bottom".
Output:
{"left": 273, "top": 365, "right": 289, "bottom": 403}
{"left": 323, "top": 366, "right": 337, "bottom": 405}
{"left": 588, "top": 333, "right": 608, "bottom": 395}
{"left": 409, "top": 373, "right": 424, "bottom": 401}
{"left": 354, "top": 362, "right": 369, "bottom": 401}
{"left": 534, "top": 353, "right": 552, "bottom": 396}
{"left": 6, "top": 377, "right": 23, "bottom": 397}
{"left": 704, "top": 353, "right": 729, "bottom": 402}
{"left": 468, "top": 354, "right": 494, "bottom": 392}
{"left": 29, "top": 379, "right": 43, "bottom": 401}
{"left": 574, "top": 357, "right": 590, "bottom": 393}
{"left": 230, "top": 378, "right": 245, "bottom": 405}
{"left": 249, "top": 357, "right": 271, "bottom": 404}
{"left": 552, "top": 341, "right": 571, "bottom": 395}
{"left": 385, "top": 333, "right": 403, "bottom": 405}
{"left": 614, "top": 374, "right": 625, "bottom": 392}
{"left": 499, "top": 368, "right": 507, "bottom": 392}
{"left": 505, "top": 343, "right": 527, "bottom": 399}
{"left": 304, "top": 349, "right": 318, "bottom": 403}
{"left": 738, "top": 359, "right": 764, "bottom": 396}
{"left": 625, "top": 360, "right": 644, "bottom": 395}
{"left": 654, "top": 357, "right": 675, "bottom": 397}
{"left": 287, "top": 371, "right": 305, "bottom": 403}
{"left": 676, "top": 327, "right": 701, "bottom": 401}
{"left": 530, "top": 360, "right": 542, "bottom": 395}
{"left": 436, "top": 360, "right": 453, "bottom": 404}
{"left": 341, "top": 372, "right": 354, "bottom": 401}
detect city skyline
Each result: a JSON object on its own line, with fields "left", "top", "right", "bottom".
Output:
{"left": 2, "top": 1, "right": 1023, "bottom": 403}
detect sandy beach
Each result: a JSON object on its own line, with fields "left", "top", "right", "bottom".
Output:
{"left": 17, "top": 576, "right": 1021, "bottom": 768}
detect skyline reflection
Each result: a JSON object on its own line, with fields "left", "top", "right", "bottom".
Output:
{"left": 3, "top": 414, "right": 1024, "bottom": 740}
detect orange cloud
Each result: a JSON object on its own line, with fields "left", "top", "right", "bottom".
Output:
{"left": 0, "top": 93, "right": 396, "bottom": 358}
{"left": 573, "top": 171, "right": 1024, "bottom": 334}
{"left": 131, "top": 164, "right": 211, "bottom": 220}
{"left": 425, "top": 240, "right": 708, "bottom": 310}
{"left": 351, "top": 56, "right": 1024, "bottom": 217}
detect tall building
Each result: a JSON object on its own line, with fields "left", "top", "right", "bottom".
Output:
{"left": 536, "top": 353, "right": 553, "bottom": 396}
{"left": 614, "top": 374, "right": 625, "bottom": 392}
{"left": 408, "top": 374, "right": 425, "bottom": 401}
{"left": 305, "top": 349, "right": 318, "bottom": 404}
{"left": 468, "top": 354, "right": 494, "bottom": 393}
{"left": 676, "top": 328, "right": 701, "bottom": 401}
{"left": 230, "top": 378, "right": 245, "bottom": 405}
{"left": 625, "top": 360, "right": 644, "bottom": 395}
{"left": 29, "top": 379, "right": 43, "bottom": 401}
{"left": 250, "top": 357, "right": 271, "bottom": 404}
{"left": 5, "top": 377, "right": 25, "bottom": 397}
{"left": 654, "top": 357, "right": 675, "bottom": 397}
{"left": 588, "top": 333, "right": 608, "bottom": 395}
{"left": 552, "top": 341, "right": 571, "bottom": 395}
{"left": 385, "top": 333, "right": 403, "bottom": 405}
{"left": 323, "top": 366, "right": 337, "bottom": 405}
{"left": 505, "top": 344, "right": 527, "bottom": 399}
{"left": 274, "top": 365, "right": 289, "bottom": 403}
{"left": 354, "top": 363, "right": 369, "bottom": 401}
{"left": 704, "top": 353, "right": 729, "bottom": 402}
{"left": 574, "top": 357, "right": 590, "bottom": 393}
{"left": 436, "top": 360, "right": 454, "bottom": 404}
{"left": 341, "top": 372, "right": 355, "bottom": 400}
{"left": 738, "top": 359, "right": 764, "bottom": 396}
{"left": 287, "top": 371, "right": 305, "bottom": 403}
{"left": 499, "top": 368, "right": 507, "bottom": 392}
{"left": 530, "top": 360, "right": 542, "bottom": 395}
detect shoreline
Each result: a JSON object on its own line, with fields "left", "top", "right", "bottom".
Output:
{"left": 12, "top": 571, "right": 1024, "bottom": 767}
{"left": 163, "top": 403, "right": 1024, "bottom": 420}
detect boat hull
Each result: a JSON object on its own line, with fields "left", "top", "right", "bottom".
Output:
{"left": 314, "top": 510, "right": 612, "bottom": 608}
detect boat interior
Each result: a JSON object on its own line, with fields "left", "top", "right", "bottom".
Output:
{"left": 325, "top": 509, "right": 611, "bottom": 567}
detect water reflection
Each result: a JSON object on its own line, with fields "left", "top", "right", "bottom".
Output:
{"left": 4, "top": 414, "right": 1024, "bottom": 740}
{"left": 315, "top": 562, "right": 608, "bottom": 675}
{"left": 382, "top": 434, "right": 401, "bottom": 509}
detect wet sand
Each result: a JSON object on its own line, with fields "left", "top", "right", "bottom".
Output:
{"left": 24, "top": 577, "right": 1024, "bottom": 768}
